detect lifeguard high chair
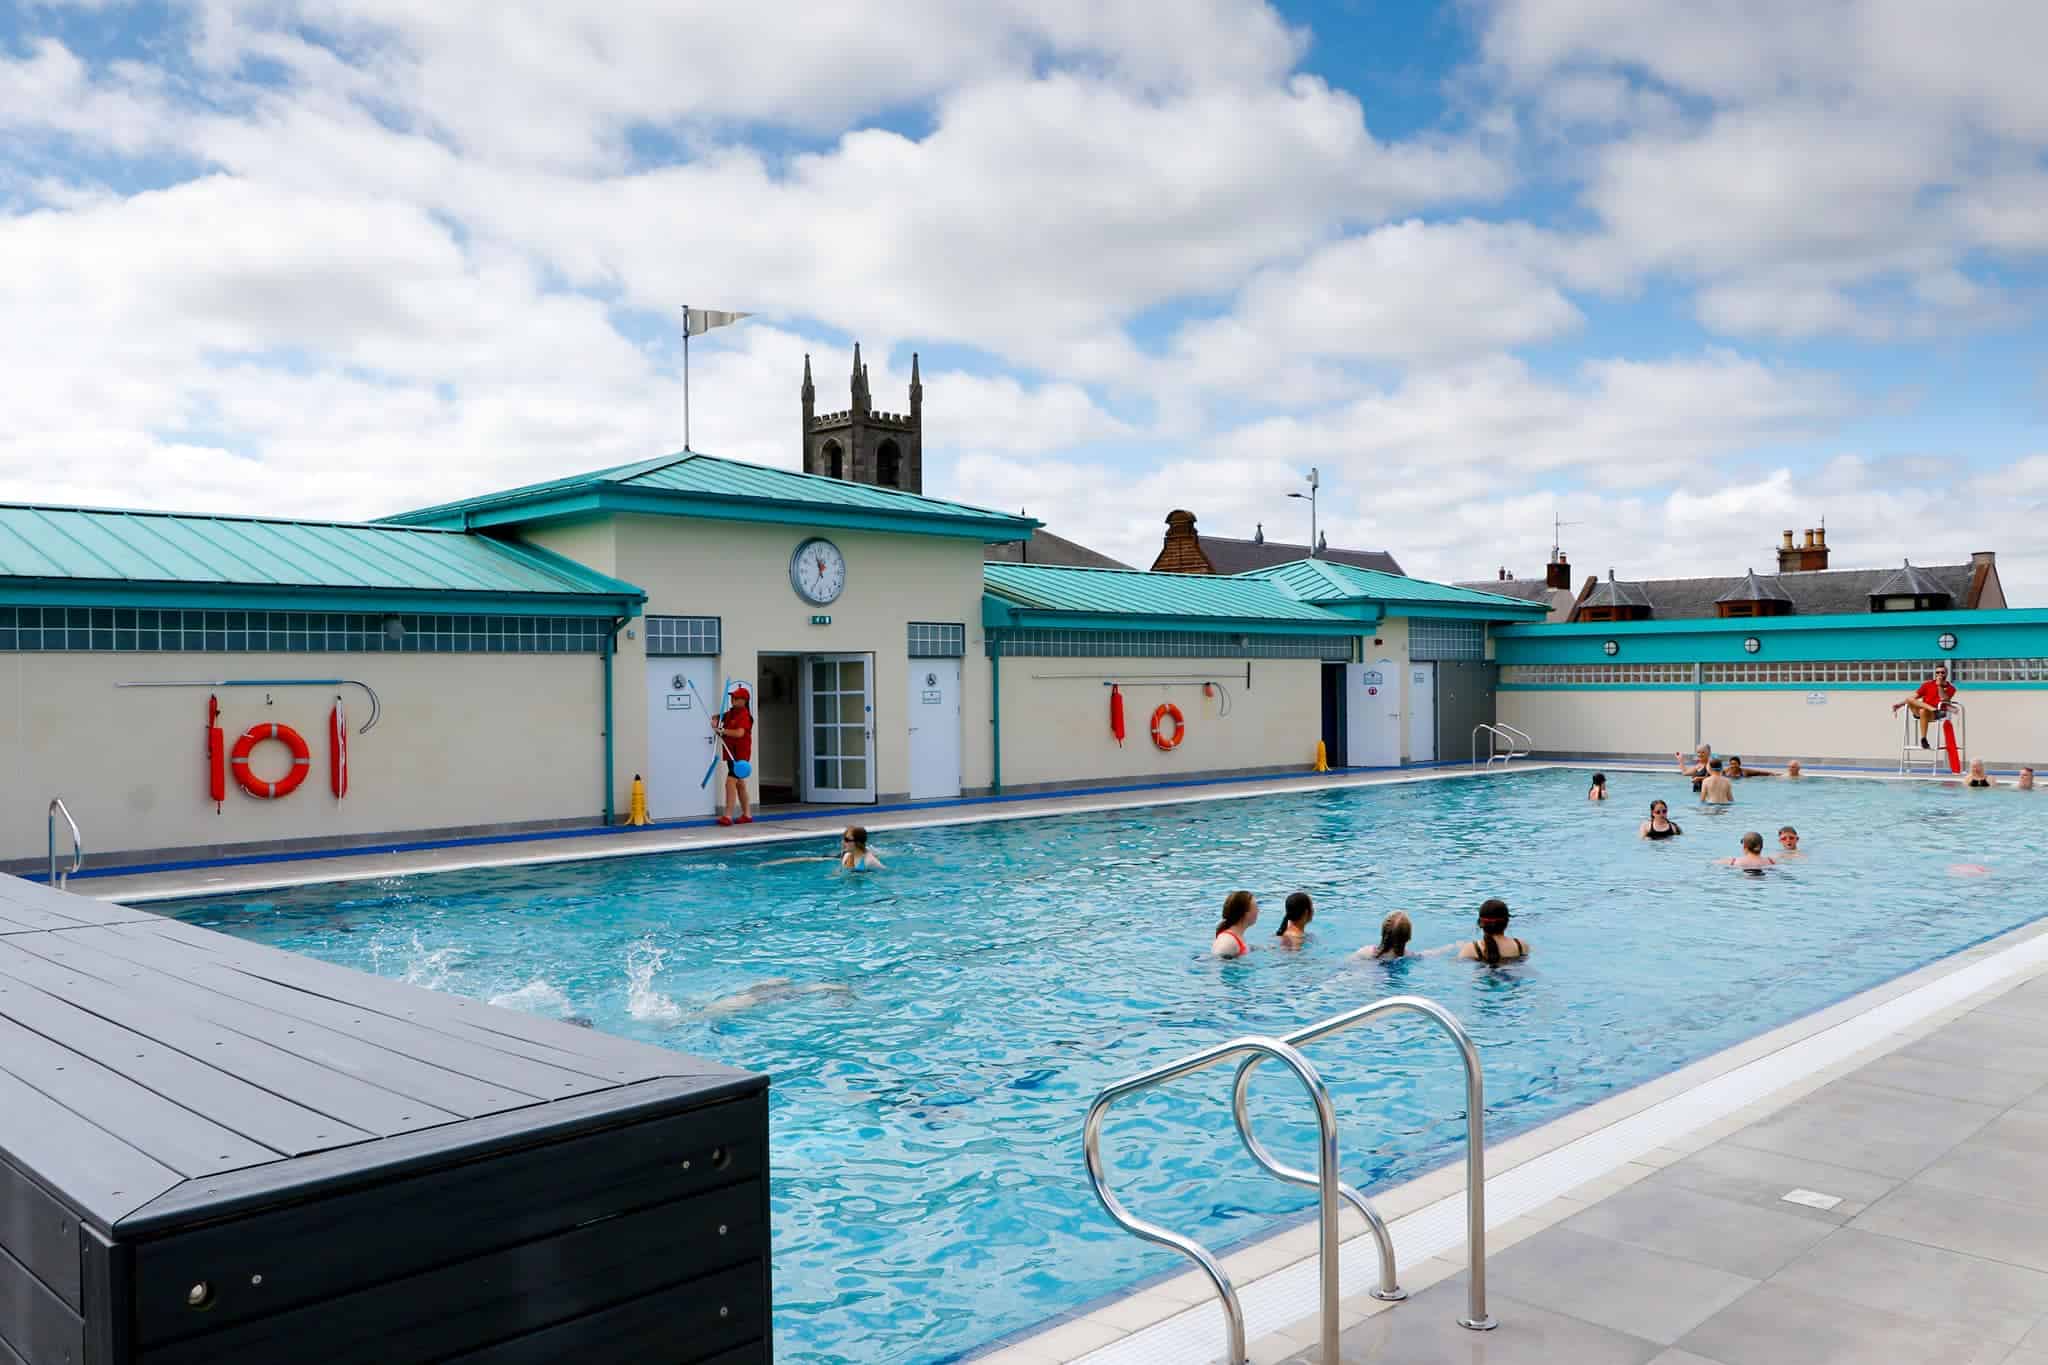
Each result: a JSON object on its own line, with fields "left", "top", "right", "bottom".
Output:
{"left": 1900, "top": 700, "right": 1964, "bottom": 776}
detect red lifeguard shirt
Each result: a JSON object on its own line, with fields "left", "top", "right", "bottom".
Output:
{"left": 722, "top": 706, "right": 754, "bottom": 760}
{"left": 1917, "top": 678, "right": 1955, "bottom": 709}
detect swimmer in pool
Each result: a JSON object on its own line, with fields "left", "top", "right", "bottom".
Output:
{"left": 1677, "top": 745, "right": 1712, "bottom": 779}
{"left": 1699, "top": 759, "right": 1734, "bottom": 805}
{"left": 1726, "top": 756, "right": 1777, "bottom": 778}
{"left": 1640, "top": 799, "right": 1683, "bottom": 839}
{"left": 701, "top": 978, "right": 856, "bottom": 1016}
{"left": 1965, "top": 759, "right": 1993, "bottom": 789}
{"left": 1354, "top": 911, "right": 1413, "bottom": 961}
{"left": 1588, "top": 772, "right": 1608, "bottom": 802}
{"left": 1776, "top": 825, "right": 1801, "bottom": 855}
{"left": 1453, "top": 898, "right": 1527, "bottom": 964}
{"left": 1213, "top": 890, "right": 1258, "bottom": 958}
{"left": 1722, "top": 831, "right": 1776, "bottom": 869}
{"left": 1275, "top": 892, "right": 1314, "bottom": 946}
{"left": 2021, "top": 767, "right": 2037, "bottom": 791}
{"left": 1785, "top": 759, "right": 1803, "bottom": 780}
{"left": 839, "top": 826, "right": 885, "bottom": 870}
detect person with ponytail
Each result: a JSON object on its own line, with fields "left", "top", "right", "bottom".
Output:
{"left": 1212, "top": 890, "right": 1258, "bottom": 958}
{"left": 1355, "top": 911, "right": 1414, "bottom": 961}
{"left": 1454, "top": 898, "right": 1528, "bottom": 964}
{"left": 1274, "top": 892, "right": 1315, "bottom": 947}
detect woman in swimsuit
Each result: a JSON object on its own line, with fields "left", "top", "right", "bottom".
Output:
{"left": 1588, "top": 772, "right": 1608, "bottom": 801}
{"left": 1966, "top": 759, "right": 1993, "bottom": 789}
{"left": 1355, "top": 911, "right": 1413, "bottom": 961}
{"left": 1640, "top": 799, "right": 1682, "bottom": 839}
{"left": 1275, "top": 892, "right": 1314, "bottom": 947}
{"left": 1212, "top": 890, "right": 1258, "bottom": 958}
{"left": 1455, "top": 898, "right": 1527, "bottom": 964}
{"left": 839, "top": 826, "right": 885, "bottom": 871}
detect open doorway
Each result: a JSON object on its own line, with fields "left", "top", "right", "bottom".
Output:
{"left": 754, "top": 654, "right": 801, "bottom": 806}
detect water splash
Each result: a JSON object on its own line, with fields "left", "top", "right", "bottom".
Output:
{"left": 489, "top": 979, "right": 573, "bottom": 1016}
{"left": 625, "top": 937, "right": 685, "bottom": 1025}
{"left": 367, "top": 931, "right": 462, "bottom": 991}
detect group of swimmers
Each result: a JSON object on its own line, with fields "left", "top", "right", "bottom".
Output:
{"left": 1211, "top": 891, "right": 1527, "bottom": 965}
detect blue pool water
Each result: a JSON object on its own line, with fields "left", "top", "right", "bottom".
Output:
{"left": 165, "top": 769, "right": 2046, "bottom": 1362}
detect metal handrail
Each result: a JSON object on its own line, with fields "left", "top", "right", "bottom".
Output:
{"left": 1085, "top": 1035, "right": 1341, "bottom": 1365}
{"left": 1232, "top": 996, "right": 1496, "bottom": 1332}
{"left": 1471, "top": 722, "right": 1527, "bottom": 766}
{"left": 47, "top": 799, "right": 82, "bottom": 887}
{"left": 1495, "top": 722, "right": 1534, "bottom": 753}
{"left": 1899, "top": 700, "right": 1965, "bottom": 775}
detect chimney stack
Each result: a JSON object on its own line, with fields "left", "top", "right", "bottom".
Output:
{"left": 1781, "top": 530, "right": 1795, "bottom": 550}
{"left": 1779, "top": 526, "right": 1830, "bottom": 573}
{"left": 1545, "top": 550, "right": 1571, "bottom": 590}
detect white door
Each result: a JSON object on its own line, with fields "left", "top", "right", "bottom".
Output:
{"left": 802, "top": 653, "right": 877, "bottom": 804}
{"left": 645, "top": 658, "right": 718, "bottom": 818}
{"left": 1347, "top": 659, "right": 1401, "bottom": 767}
{"left": 907, "top": 659, "right": 961, "bottom": 800}
{"left": 1409, "top": 662, "right": 1437, "bottom": 763}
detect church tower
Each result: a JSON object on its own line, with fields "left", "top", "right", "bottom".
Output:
{"left": 802, "top": 345, "right": 924, "bottom": 493}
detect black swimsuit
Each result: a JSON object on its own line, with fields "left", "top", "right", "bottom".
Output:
{"left": 1646, "top": 821, "right": 1682, "bottom": 840}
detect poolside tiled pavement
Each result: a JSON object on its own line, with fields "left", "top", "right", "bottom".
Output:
{"left": 1270, "top": 971, "right": 2048, "bottom": 1365}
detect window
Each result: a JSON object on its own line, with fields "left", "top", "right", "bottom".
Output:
{"left": 876, "top": 439, "right": 902, "bottom": 488}
{"left": 645, "top": 615, "right": 722, "bottom": 656}
{"left": 907, "top": 622, "right": 965, "bottom": 657}
{"left": 821, "top": 439, "right": 844, "bottom": 480}
{"left": 0, "top": 606, "right": 609, "bottom": 653}
{"left": 1407, "top": 619, "right": 1484, "bottom": 661}
{"left": 990, "top": 629, "right": 1352, "bottom": 660}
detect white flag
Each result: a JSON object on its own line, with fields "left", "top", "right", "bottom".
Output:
{"left": 684, "top": 308, "right": 751, "bottom": 336}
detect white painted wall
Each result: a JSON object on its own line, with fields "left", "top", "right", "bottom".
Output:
{"left": 1498, "top": 689, "right": 1693, "bottom": 758}
{"left": 995, "top": 657, "right": 1320, "bottom": 788}
{"left": 1, "top": 650, "right": 605, "bottom": 863}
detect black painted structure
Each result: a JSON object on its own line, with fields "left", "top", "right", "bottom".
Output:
{"left": 0, "top": 873, "right": 770, "bottom": 1365}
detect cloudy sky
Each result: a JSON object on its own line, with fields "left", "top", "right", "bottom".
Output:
{"left": 4, "top": 1, "right": 2047, "bottom": 597}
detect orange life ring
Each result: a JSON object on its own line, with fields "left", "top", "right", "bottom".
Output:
{"left": 1150, "top": 702, "right": 1186, "bottom": 751}
{"left": 230, "top": 722, "right": 312, "bottom": 799}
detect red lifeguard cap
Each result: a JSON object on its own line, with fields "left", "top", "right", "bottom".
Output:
{"left": 731, "top": 685, "right": 751, "bottom": 703}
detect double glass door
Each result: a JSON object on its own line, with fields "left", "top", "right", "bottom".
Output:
{"left": 802, "top": 653, "right": 876, "bottom": 804}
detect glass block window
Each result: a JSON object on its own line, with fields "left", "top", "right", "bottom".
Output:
{"left": 1407, "top": 619, "right": 1485, "bottom": 661}
{"left": 908, "top": 622, "right": 966, "bottom": 657}
{"left": 1502, "top": 663, "right": 1696, "bottom": 685}
{"left": 1701, "top": 658, "right": 2048, "bottom": 686}
{"left": 0, "top": 606, "right": 608, "bottom": 654}
{"left": 992, "top": 629, "right": 1353, "bottom": 661}
{"left": 645, "top": 615, "right": 721, "bottom": 656}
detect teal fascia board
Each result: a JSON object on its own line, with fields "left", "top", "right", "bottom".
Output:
{"left": 1494, "top": 609, "right": 2048, "bottom": 666}
{"left": 418, "top": 487, "right": 1035, "bottom": 543}
{"left": 0, "top": 581, "right": 644, "bottom": 618}
{"left": 1317, "top": 603, "right": 1386, "bottom": 624}
{"left": 982, "top": 600, "right": 1363, "bottom": 637}
{"left": 1386, "top": 602, "right": 1547, "bottom": 622}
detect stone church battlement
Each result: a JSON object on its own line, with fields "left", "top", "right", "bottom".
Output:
{"left": 799, "top": 343, "right": 925, "bottom": 493}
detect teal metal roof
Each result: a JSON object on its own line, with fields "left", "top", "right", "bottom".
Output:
{"left": 1240, "top": 559, "right": 1551, "bottom": 618}
{"left": 386, "top": 451, "right": 1038, "bottom": 542}
{"left": 0, "top": 503, "right": 644, "bottom": 614}
{"left": 982, "top": 562, "right": 1360, "bottom": 633}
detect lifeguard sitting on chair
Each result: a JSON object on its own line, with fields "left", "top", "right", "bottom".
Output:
{"left": 1891, "top": 664, "right": 1957, "bottom": 749}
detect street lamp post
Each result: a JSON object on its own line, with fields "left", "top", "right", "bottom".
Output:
{"left": 1287, "top": 467, "right": 1320, "bottom": 556}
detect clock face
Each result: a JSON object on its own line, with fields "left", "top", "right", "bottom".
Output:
{"left": 790, "top": 537, "right": 847, "bottom": 605}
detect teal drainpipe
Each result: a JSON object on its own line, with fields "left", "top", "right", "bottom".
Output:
{"left": 990, "top": 634, "right": 1003, "bottom": 795}
{"left": 601, "top": 618, "right": 622, "bottom": 824}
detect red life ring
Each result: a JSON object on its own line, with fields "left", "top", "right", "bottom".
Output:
{"left": 230, "top": 722, "right": 312, "bottom": 799}
{"left": 1151, "top": 702, "right": 1186, "bottom": 751}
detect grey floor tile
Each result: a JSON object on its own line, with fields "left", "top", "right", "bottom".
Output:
{"left": 1646, "top": 1353, "right": 1731, "bottom": 1365}
{"left": 1653, "top": 1142, "right": 1899, "bottom": 1224}
{"left": 1970, "top": 1110, "right": 2048, "bottom": 1157}
{"left": 1680, "top": 1282, "right": 2009, "bottom": 1365}
{"left": 1726, "top": 1078, "right": 2001, "bottom": 1178}
{"left": 1853, "top": 1181, "right": 2048, "bottom": 1274}
{"left": 1767, "top": 1226, "right": 2048, "bottom": 1344}
{"left": 1276, "top": 1283, "right": 1661, "bottom": 1365}
{"left": 1854, "top": 1053, "right": 2048, "bottom": 1108}
{"left": 2001, "top": 1349, "right": 2048, "bottom": 1365}
{"left": 1562, "top": 1182, "right": 1835, "bottom": 1280}
{"left": 1487, "top": 1226, "right": 1756, "bottom": 1345}
{"left": 1899, "top": 1018, "right": 2048, "bottom": 1080}
{"left": 2026, "top": 1317, "right": 2048, "bottom": 1351}
{"left": 1917, "top": 1138, "right": 2048, "bottom": 1212}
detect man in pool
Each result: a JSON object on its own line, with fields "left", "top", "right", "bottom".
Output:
{"left": 1785, "top": 759, "right": 1803, "bottom": 779}
{"left": 1699, "top": 758, "right": 1734, "bottom": 805}
{"left": 1723, "top": 831, "right": 1776, "bottom": 869}
{"left": 717, "top": 685, "right": 754, "bottom": 827}
{"left": 1891, "top": 664, "right": 1957, "bottom": 748}
{"left": 2019, "top": 767, "right": 2036, "bottom": 791}
{"left": 1777, "top": 826, "right": 1801, "bottom": 855}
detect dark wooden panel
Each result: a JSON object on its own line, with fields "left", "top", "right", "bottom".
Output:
{"left": 132, "top": 1091, "right": 766, "bottom": 1345}
{"left": 0, "top": 942, "right": 456, "bottom": 1138}
{"left": 0, "top": 1155, "right": 80, "bottom": 1311}
{"left": 0, "top": 1325, "right": 24, "bottom": 1365}
{"left": 80, "top": 1225, "right": 130, "bottom": 1365}
{"left": 438, "top": 1262, "right": 766, "bottom": 1365}
{"left": 0, "top": 1059, "right": 186, "bottom": 1228}
{"left": 0, "top": 967, "right": 372, "bottom": 1156}
{"left": 0, "top": 1241, "right": 84, "bottom": 1365}
{"left": 0, "top": 1011, "right": 281, "bottom": 1178}
{"left": 138, "top": 1181, "right": 765, "bottom": 1365}
{"left": 7, "top": 933, "right": 526, "bottom": 1119}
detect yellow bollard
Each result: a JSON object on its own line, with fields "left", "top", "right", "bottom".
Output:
{"left": 626, "top": 774, "right": 650, "bottom": 826}
{"left": 1313, "top": 740, "right": 1329, "bottom": 772}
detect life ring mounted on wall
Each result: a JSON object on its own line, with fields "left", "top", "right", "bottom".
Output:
{"left": 230, "top": 722, "right": 313, "bottom": 799}
{"left": 1150, "top": 703, "right": 1186, "bottom": 751}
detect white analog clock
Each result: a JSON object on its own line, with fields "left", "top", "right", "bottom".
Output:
{"left": 790, "top": 537, "right": 847, "bottom": 605}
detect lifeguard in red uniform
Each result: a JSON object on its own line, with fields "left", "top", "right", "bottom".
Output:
{"left": 1891, "top": 664, "right": 1956, "bottom": 749}
{"left": 717, "top": 685, "right": 754, "bottom": 826}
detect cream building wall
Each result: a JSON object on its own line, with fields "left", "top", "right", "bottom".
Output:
{"left": 1497, "top": 688, "right": 1693, "bottom": 758}
{"left": 1, "top": 650, "right": 605, "bottom": 865}
{"left": 530, "top": 515, "right": 993, "bottom": 808}
{"left": 992, "top": 655, "right": 1323, "bottom": 789}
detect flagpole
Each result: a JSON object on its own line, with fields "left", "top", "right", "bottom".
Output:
{"left": 682, "top": 304, "right": 691, "bottom": 451}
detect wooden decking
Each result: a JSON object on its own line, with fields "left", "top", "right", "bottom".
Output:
{"left": 0, "top": 872, "right": 770, "bottom": 1365}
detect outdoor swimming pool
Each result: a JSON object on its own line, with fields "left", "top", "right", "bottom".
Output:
{"left": 165, "top": 767, "right": 2046, "bottom": 1363}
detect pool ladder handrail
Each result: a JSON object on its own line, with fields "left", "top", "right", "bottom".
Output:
{"left": 1083, "top": 995, "right": 1495, "bottom": 1365}
{"left": 48, "top": 798, "right": 83, "bottom": 888}
{"left": 1472, "top": 722, "right": 1532, "bottom": 766}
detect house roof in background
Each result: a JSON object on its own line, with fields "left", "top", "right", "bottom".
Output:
{"left": 386, "top": 451, "right": 1038, "bottom": 542}
{"left": 1571, "top": 563, "right": 1981, "bottom": 621}
{"left": 1870, "top": 561, "right": 1954, "bottom": 599}
{"left": 1195, "top": 535, "right": 1403, "bottom": 576}
{"left": 982, "top": 529, "right": 1130, "bottom": 570}
{"left": 0, "top": 502, "right": 643, "bottom": 612}
{"left": 1451, "top": 578, "right": 1575, "bottom": 619}
{"left": 1715, "top": 569, "right": 1794, "bottom": 604}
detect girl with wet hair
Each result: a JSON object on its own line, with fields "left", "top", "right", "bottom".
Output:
{"left": 1275, "top": 892, "right": 1315, "bottom": 945}
{"left": 1213, "top": 890, "right": 1258, "bottom": 958}
{"left": 1355, "top": 911, "right": 1413, "bottom": 961}
{"left": 1456, "top": 898, "right": 1528, "bottom": 964}
{"left": 1640, "top": 800, "right": 1682, "bottom": 840}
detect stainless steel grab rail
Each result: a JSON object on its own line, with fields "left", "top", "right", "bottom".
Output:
{"left": 1232, "top": 995, "right": 1496, "bottom": 1332}
{"left": 1471, "top": 722, "right": 1527, "bottom": 766}
{"left": 1085, "top": 1035, "right": 1341, "bottom": 1365}
{"left": 47, "top": 798, "right": 82, "bottom": 887}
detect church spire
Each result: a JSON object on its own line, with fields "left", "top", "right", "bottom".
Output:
{"left": 801, "top": 353, "right": 814, "bottom": 404}
{"left": 851, "top": 342, "right": 869, "bottom": 415}
{"left": 909, "top": 352, "right": 922, "bottom": 425}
